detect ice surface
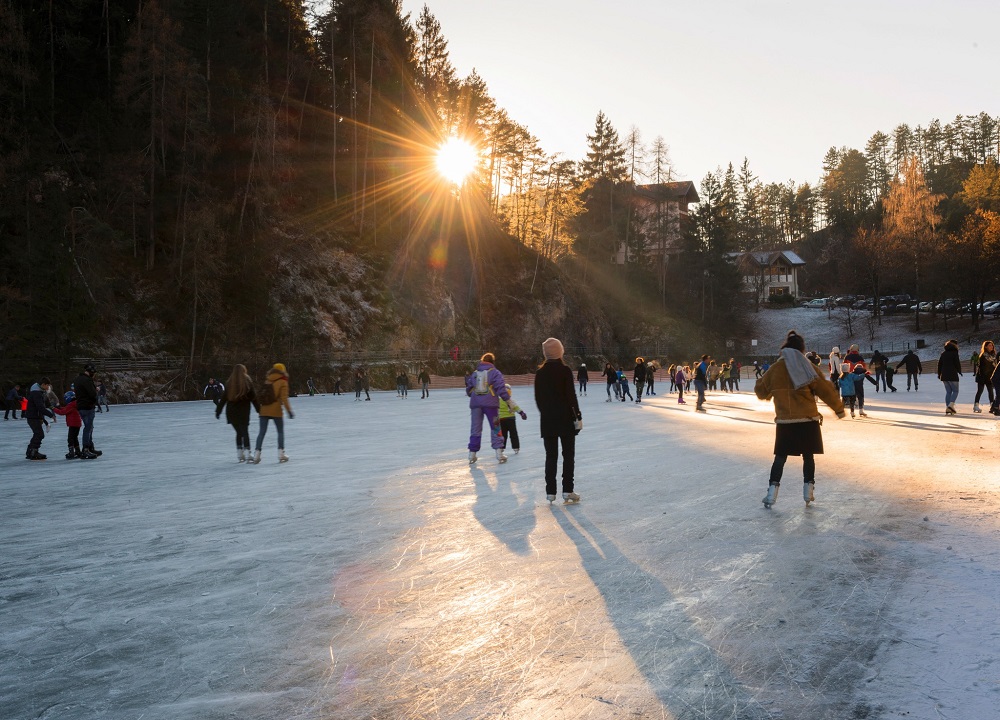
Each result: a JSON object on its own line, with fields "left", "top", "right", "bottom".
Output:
{"left": 1, "top": 383, "right": 998, "bottom": 719}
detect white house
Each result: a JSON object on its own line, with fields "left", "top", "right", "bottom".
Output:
{"left": 726, "top": 249, "right": 806, "bottom": 300}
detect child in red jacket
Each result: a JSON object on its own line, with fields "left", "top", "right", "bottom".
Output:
{"left": 53, "top": 391, "right": 86, "bottom": 459}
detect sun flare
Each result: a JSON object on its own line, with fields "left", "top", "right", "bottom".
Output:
{"left": 436, "top": 137, "right": 478, "bottom": 185}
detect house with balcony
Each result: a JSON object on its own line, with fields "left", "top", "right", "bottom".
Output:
{"left": 612, "top": 181, "right": 700, "bottom": 264}
{"left": 725, "top": 249, "right": 806, "bottom": 300}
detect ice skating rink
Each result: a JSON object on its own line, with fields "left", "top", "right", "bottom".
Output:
{"left": 2, "top": 384, "right": 998, "bottom": 719}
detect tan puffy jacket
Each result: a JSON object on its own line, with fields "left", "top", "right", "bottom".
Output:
{"left": 755, "top": 356, "right": 845, "bottom": 424}
{"left": 260, "top": 370, "right": 292, "bottom": 418}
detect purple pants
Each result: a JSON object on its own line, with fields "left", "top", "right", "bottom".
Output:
{"left": 468, "top": 406, "right": 503, "bottom": 451}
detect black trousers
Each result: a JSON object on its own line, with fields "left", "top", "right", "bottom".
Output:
{"left": 67, "top": 426, "right": 80, "bottom": 449}
{"left": 500, "top": 417, "right": 520, "bottom": 450}
{"left": 543, "top": 432, "right": 575, "bottom": 496}
{"left": 27, "top": 418, "right": 45, "bottom": 449}
{"left": 233, "top": 422, "right": 251, "bottom": 448}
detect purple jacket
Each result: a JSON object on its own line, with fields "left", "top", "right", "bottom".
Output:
{"left": 466, "top": 362, "right": 512, "bottom": 408}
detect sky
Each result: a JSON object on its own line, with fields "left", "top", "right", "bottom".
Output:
{"left": 400, "top": 0, "right": 1000, "bottom": 188}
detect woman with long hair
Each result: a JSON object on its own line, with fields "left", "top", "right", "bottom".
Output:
{"left": 973, "top": 340, "right": 996, "bottom": 413}
{"left": 216, "top": 364, "right": 260, "bottom": 462}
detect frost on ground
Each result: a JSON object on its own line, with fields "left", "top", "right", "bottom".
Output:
{"left": 0, "top": 385, "right": 997, "bottom": 720}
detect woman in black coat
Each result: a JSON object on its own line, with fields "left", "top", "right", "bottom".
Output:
{"left": 217, "top": 364, "right": 261, "bottom": 462}
{"left": 535, "top": 338, "right": 582, "bottom": 504}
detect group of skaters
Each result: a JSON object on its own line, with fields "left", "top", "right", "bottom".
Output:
{"left": 213, "top": 362, "right": 294, "bottom": 464}
{"left": 4, "top": 364, "right": 105, "bottom": 460}
{"left": 597, "top": 358, "right": 660, "bottom": 403}
{"left": 755, "top": 332, "right": 999, "bottom": 511}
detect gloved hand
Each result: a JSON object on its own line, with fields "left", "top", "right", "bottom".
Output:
{"left": 288, "top": 411, "right": 295, "bottom": 419}
{"left": 573, "top": 418, "right": 583, "bottom": 435}
{"left": 518, "top": 411, "right": 527, "bottom": 420}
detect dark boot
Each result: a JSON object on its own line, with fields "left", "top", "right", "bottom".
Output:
{"left": 86, "top": 445, "right": 103, "bottom": 457}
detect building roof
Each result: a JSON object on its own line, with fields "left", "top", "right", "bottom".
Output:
{"left": 634, "top": 181, "right": 700, "bottom": 204}
{"left": 726, "top": 250, "right": 806, "bottom": 267}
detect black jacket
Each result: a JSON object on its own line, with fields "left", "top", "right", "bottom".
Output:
{"left": 74, "top": 373, "right": 98, "bottom": 411}
{"left": 577, "top": 367, "right": 589, "bottom": 382}
{"left": 896, "top": 352, "right": 923, "bottom": 374}
{"left": 936, "top": 346, "right": 963, "bottom": 382}
{"left": 534, "top": 360, "right": 581, "bottom": 438}
{"left": 633, "top": 362, "right": 647, "bottom": 383}
{"left": 24, "top": 384, "right": 55, "bottom": 421}
{"left": 216, "top": 386, "right": 260, "bottom": 426}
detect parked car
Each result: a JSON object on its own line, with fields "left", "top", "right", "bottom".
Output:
{"left": 852, "top": 298, "right": 869, "bottom": 310}
{"left": 802, "top": 298, "right": 830, "bottom": 309}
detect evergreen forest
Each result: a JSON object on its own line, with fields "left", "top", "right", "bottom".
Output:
{"left": 2, "top": 0, "right": 999, "bottom": 396}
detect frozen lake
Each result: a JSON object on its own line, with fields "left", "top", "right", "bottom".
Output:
{"left": 2, "top": 382, "right": 998, "bottom": 719}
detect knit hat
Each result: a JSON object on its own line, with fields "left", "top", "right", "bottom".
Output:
{"left": 831, "top": 346, "right": 840, "bottom": 355}
{"left": 542, "top": 337, "right": 564, "bottom": 360}
{"left": 780, "top": 330, "right": 806, "bottom": 353}
{"left": 272, "top": 362, "right": 287, "bottom": 374}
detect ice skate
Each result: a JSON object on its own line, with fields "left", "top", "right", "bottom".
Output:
{"left": 495, "top": 449, "right": 507, "bottom": 463}
{"left": 27, "top": 448, "right": 46, "bottom": 461}
{"left": 695, "top": 405, "right": 706, "bottom": 413}
{"left": 468, "top": 451, "right": 477, "bottom": 465}
{"left": 859, "top": 409, "right": 867, "bottom": 417}
{"left": 850, "top": 409, "right": 855, "bottom": 418}
{"left": 563, "top": 492, "right": 581, "bottom": 504}
{"left": 278, "top": 449, "right": 289, "bottom": 463}
{"left": 86, "top": 445, "right": 102, "bottom": 457}
{"left": 803, "top": 482, "right": 815, "bottom": 506}
{"left": 252, "top": 449, "right": 261, "bottom": 464}
{"left": 238, "top": 448, "right": 246, "bottom": 463}
{"left": 546, "top": 494, "right": 556, "bottom": 504}
{"left": 762, "top": 484, "right": 779, "bottom": 509}
{"left": 78, "top": 448, "right": 98, "bottom": 460}
{"left": 514, "top": 448, "right": 519, "bottom": 454}
{"left": 974, "top": 403, "right": 982, "bottom": 413}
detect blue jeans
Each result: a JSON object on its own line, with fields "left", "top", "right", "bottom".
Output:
{"left": 256, "top": 416, "right": 284, "bottom": 450}
{"left": 695, "top": 379, "right": 707, "bottom": 407}
{"left": 79, "top": 408, "right": 96, "bottom": 447}
{"left": 943, "top": 380, "right": 959, "bottom": 408}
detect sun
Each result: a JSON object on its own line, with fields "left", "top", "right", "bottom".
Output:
{"left": 436, "top": 137, "right": 478, "bottom": 185}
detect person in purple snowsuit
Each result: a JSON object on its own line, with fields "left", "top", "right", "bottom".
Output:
{"left": 466, "top": 352, "right": 516, "bottom": 464}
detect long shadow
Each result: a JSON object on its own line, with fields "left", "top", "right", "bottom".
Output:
{"left": 552, "top": 508, "right": 775, "bottom": 720}
{"left": 469, "top": 465, "right": 536, "bottom": 556}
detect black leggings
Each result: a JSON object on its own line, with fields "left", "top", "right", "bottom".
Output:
{"left": 543, "top": 432, "right": 575, "bottom": 496}
{"left": 769, "top": 454, "right": 815, "bottom": 485}
{"left": 233, "top": 423, "right": 251, "bottom": 449}
{"left": 974, "top": 380, "right": 995, "bottom": 405}
{"left": 500, "top": 417, "right": 520, "bottom": 450}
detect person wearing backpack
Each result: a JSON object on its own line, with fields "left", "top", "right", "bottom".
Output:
{"left": 465, "top": 352, "right": 517, "bottom": 464}
{"left": 252, "top": 362, "right": 294, "bottom": 464}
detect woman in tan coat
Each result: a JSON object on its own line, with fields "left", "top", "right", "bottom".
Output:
{"left": 253, "top": 362, "right": 294, "bottom": 464}
{"left": 755, "top": 331, "right": 845, "bottom": 508}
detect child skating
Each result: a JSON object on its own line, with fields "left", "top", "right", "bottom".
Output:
{"left": 838, "top": 363, "right": 858, "bottom": 417}
{"left": 498, "top": 384, "right": 528, "bottom": 454}
{"left": 53, "top": 391, "right": 86, "bottom": 459}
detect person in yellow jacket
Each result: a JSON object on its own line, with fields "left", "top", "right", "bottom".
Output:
{"left": 754, "top": 330, "right": 845, "bottom": 509}
{"left": 252, "top": 362, "right": 294, "bottom": 464}
{"left": 498, "top": 383, "right": 528, "bottom": 454}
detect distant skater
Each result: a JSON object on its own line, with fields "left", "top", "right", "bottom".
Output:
{"left": 896, "top": 350, "right": 923, "bottom": 391}
{"left": 755, "top": 331, "right": 845, "bottom": 509}
{"left": 534, "top": 338, "right": 582, "bottom": 504}
{"left": 418, "top": 367, "right": 431, "bottom": 398}
{"left": 603, "top": 362, "right": 618, "bottom": 402}
{"left": 937, "top": 340, "right": 962, "bottom": 415}
{"left": 24, "top": 378, "right": 57, "bottom": 460}
{"left": 972, "top": 340, "right": 996, "bottom": 413}
{"left": 577, "top": 363, "right": 589, "bottom": 396}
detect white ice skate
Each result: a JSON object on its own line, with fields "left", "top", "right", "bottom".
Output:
{"left": 546, "top": 494, "right": 556, "bottom": 504}
{"left": 279, "top": 449, "right": 289, "bottom": 463}
{"left": 252, "top": 449, "right": 261, "bottom": 464}
{"left": 859, "top": 409, "right": 867, "bottom": 417}
{"left": 974, "top": 403, "right": 982, "bottom": 413}
{"left": 238, "top": 448, "right": 246, "bottom": 463}
{"left": 803, "top": 482, "right": 815, "bottom": 506}
{"left": 496, "top": 449, "right": 508, "bottom": 464}
{"left": 469, "top": 451, "right": 477, "bottom": 465}
{"left": 563, "top": 492, "right": 581, "bottom": 504}
{"left": 762, "top": 484, "right": 779, "bottom": 509}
